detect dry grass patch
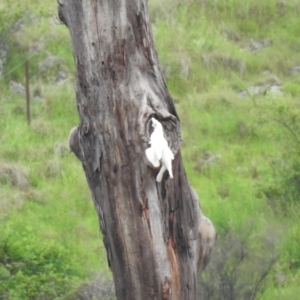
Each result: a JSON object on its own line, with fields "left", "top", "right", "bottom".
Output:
{"left": 0, "top": 163, "right": 29, "bottom": 189}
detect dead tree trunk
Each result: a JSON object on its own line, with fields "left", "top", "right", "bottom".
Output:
{"left": 58, "top": 0, "right": 216, "bottom": 299}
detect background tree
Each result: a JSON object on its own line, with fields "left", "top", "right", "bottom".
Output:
{"left": 58, "top": 0, "right": 216, "bottom": 299}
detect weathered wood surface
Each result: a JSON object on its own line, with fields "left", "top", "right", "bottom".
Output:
{"left": 60, "top": 0, "right": 216, "bottom": 299}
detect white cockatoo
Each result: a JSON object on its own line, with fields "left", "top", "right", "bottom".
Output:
{"left": 145, "top": 118, "right": 174, "bottom": 182}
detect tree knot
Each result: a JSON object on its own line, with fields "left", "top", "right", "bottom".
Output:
{"left": 162, "top": 276, "right": 171, "bottom": 300}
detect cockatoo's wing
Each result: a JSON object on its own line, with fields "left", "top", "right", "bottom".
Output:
{"left": 153, "top": 142, "right": 163, "bottom": 160}
{"left": 163, "top": 145, "right": 174, "bottom": 160}
{"left": 150, "top": 132, "right": 163, "bottom": 160}
{"left": 146, "top": 147, "right": 160, "bottom": 167}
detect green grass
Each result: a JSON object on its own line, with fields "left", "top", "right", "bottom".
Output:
{"left": 1, "top": 0, "right": 300, "bottom": 298}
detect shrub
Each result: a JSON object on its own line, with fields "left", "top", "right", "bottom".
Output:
{"left": 0, "top": 230, "right": 84, "bottom": 300}
{"left": 70, "top": 272, "right": 116, "bottom": 300}
{"left": 198, "top": 224, "right": 279, "bottom": 300}
{"left": 262, "top": 104, "right": 300, "bottom": 210}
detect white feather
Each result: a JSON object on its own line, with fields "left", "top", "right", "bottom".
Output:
{"left": 145, "top": 118, "right": 174, "bottom": 181}
{"left": 156, "top": 164, "right": 166, "bottom": 182}
{"left": 145, "top": 147, "right": 160, "bottom": 167}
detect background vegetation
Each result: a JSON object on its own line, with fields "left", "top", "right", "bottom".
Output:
{"left": 0, "top": 0, "right": 300, "bottom": 299}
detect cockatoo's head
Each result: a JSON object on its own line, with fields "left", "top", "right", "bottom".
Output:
{"left": 151, "top": 118, "right": 163, "bottom": 130}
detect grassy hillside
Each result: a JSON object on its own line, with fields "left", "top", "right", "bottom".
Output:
{"left": 1, "top": 0, "right": 300, "bottom": 299}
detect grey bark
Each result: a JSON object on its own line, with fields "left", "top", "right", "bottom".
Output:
{"left": 59, "top": 0, "right": 216, "bottom": 299}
